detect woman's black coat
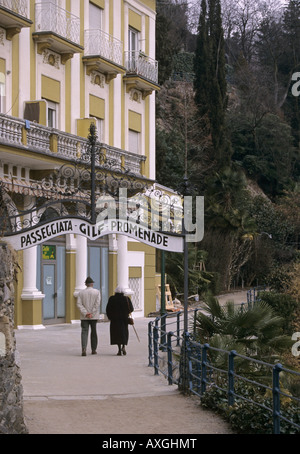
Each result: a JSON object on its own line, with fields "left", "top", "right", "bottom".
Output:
{"left": 106, "top": 293, "right": 134, "bottom": 345}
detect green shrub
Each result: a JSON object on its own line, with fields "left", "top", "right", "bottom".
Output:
{"left": 259, "top": 291, "right": 298, "bottom": 334}
{"left": 228, "top": 397, "right": 300, "bottom": 434}
{"left": 200, "top": 381, "right": 300, "bottom": 434}
{"left": 172, "top": 52, "right": 194, "bottom": 77}
{"left": 267, "top": 267, "right": 292, "bottom": 292}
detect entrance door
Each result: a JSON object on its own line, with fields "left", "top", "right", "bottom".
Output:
{"left": 43, "top": 263, "right": 56, "bottom": 321}
{"left": 87, "top": 244, "right": 109, "bottom": 314}
{"left": 42, "top": 244, "right": 66, "bottom": 324}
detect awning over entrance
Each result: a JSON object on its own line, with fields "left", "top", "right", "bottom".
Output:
{"left": 0, "top": 176, "right": 89, "bottom": 200}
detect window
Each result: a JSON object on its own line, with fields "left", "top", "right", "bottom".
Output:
{"left": 90, "top": 116, "right": 104, "bottom": 142}
{"left": 129, "top": 129, "right": 140, "bottom": 154}
{"left": 0, "top": 80, "right": 5, "bottom": 114}
{"left": 0, "top": 71, "right": 5, "bottom": 114}
{"left": 89, "top": 2, "right": 102, "bottom": 30}
{"left": 47, "top": 101, "right": 58, "bottom": 128}
{"left": 128, "top": 27, "right": 139, "bottom": 71}
{"left": 89, "top": 95, "right": 105, "bottom": 141}
{"left": 128, "top": 27, "right": 138, "bottom": 53}
{"left": 41, "top": 76, "right": 60, "bottom": 127}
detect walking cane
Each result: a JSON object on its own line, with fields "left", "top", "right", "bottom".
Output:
{"left": 132, "top": 324, "right": 140, "bottom": 342}
{"left": 127, "top": 296, "right": 140, "bottom": 342}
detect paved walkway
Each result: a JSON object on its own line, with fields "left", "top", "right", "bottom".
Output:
{"left": 217, "top": 290, "right": 249, "bottom": 306}
{"left": 15, "top": 307, "right": 238, "bottom": 435}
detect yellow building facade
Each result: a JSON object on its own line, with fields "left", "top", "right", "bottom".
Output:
{"left": 0, "top": 0, "right": 160, "bottom": 328}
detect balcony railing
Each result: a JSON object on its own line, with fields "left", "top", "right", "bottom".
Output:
{"left": 84, "top": 29, "right": 123, "bottom": 67}
{"left": 0, "top": 114, "right": 145, "bottom": 176}
{"left": 124, "top": 51, "right": 158, "bottom": 84}
{"left": 35, "top": 2, "right": 80, "bottom": 46}
{"left": 0, "top": 0, "right": 29, "bottom": 18}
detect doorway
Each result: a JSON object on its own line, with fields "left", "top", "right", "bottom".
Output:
{"left": 41, "top": 243, "right": 66, "bottom": 325}
{"left": 87, "top": 243, "right": 109, "bottom": 314}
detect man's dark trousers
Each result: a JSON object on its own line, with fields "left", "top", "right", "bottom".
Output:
{"left": 81, "top": 320, "right": 98, "bottom": 352}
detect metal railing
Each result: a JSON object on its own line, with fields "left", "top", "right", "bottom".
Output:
{"left": 35, "top": 2, "right": 80, "bottom": 45}
{"left": 0, "top": 0, "right": 29, "bottom": 18}
{"left": 148, "top": 288, "right": 300, "bottom": 434}
{"left": 148, "top": 310, "right": 187, "bottom": 384}
{"left": 0, "top": 113, "right": 145, "bottom": 174}
{"left": 84, "top": 29, "right": 123, "bottom": 67}
{"left": 246, "top": 285, "right": 266, "bottom": 305}
{"left": 186, "top": 336, "right": 300, "bottom": 434}
{"left": 124, "top": 51, "right": 158, "bottom": 84}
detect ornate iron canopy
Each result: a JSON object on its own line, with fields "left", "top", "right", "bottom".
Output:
{"left": 0, "top": 124, "right": 182, "bottom": 239}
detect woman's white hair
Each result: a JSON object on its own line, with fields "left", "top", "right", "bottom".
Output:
{"left": 115, "top": 286, "right": 125, "bottom": 294}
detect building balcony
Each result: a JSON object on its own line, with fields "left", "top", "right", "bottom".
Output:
{"left": 0, "top": 0, "right": 32, "bottom": 40}
{"left": 0, "top": 113, "right": 146, "bottom": 177}
{"left": 32, "top": 2, "right": 83, "bottom": 64}
{"left": 124, "top": 51, "right": 159, "bottom": 98}
{"left": 82, "top": 29, "right": 125, "bottom": 83}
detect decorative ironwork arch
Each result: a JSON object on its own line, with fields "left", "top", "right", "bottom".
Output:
{"left": 0, "top": 123, "right": 181, "bottom": 237}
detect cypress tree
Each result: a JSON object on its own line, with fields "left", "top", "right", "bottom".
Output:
{"left": 209, "top": 0, "right": 227, "bottom": 109}
{"left": 282, "top": 0, "right": 300, "bottom": 149}
{"left": 194, "top": 0, "right": 231, "bottom": 168}
{"left": 194, "top": 0, "right": 209, "bottom": 117}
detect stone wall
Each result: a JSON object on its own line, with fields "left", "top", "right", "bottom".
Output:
{"left": 0, "top": 243, "right": 28, "bottom": 434}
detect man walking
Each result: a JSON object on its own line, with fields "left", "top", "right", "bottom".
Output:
{"left": 77, "top": 277, "right": 101, "bottom": 356}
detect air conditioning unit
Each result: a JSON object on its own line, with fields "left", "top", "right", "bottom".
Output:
{"left": 24, "top": 100, "right": 47, "bottom": 126}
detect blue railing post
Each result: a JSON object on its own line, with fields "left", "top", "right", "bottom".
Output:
{"left": 167, "top": 331, "right": 174, "bottom": 385}
{"left": 153, "top": 324, "right": 159, "bottom": 375}
{"left": 228, "top": 350, "right": 237, "bottom": 406}
{"left": 154, "top": 316, "right": 159, "bottom": 345}
{"left": 193, "top": 309, "right": 199, "bottom": 336}
{"left": 247, "top": 289, "right": 253, "bottom": 309}
{"left": 185, "top": 332, "right": 193, "bottom": 392}
{"left": 196, "top": 343, "right": 202, "bottom": 395}
{"left": 148, "top": 321, "right": 153, "bottom": 366}
{"left": 273, "top": 363, "right": 283, "bottom": 434}
{"left": 179, "top": 331, "right": 190, "bottom": 392}
{"left": 176, "top": 311, "right": 181, "bottom": 346}
{"left": 160, "top": 313, "right": 167, "bottom": 351}
{"left": 201, "top": 343, "right": 209, "bottom": 395}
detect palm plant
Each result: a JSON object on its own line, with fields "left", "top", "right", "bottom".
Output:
{"left": 193, "top": 294, "right": 292, "bottom": 373}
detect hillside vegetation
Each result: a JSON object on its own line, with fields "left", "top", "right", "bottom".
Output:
{"left": 155, "top": 0, "right": 300, "bottom": 298}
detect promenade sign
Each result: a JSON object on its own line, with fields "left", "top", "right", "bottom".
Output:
{"left": 5, "top": 218, "right": 184, "bottom": 252}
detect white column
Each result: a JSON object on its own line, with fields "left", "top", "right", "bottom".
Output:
{"left": 117, "top": 234, "right": 133, "bottom": 296}
{"left": 21, "top": 246, "right": 44, "bottom": 299}
{"left": 73, "top": 234, "right": 87, "bottom": 296}
{"left": 21, "top": 198, "right": 44, "bottom": 301}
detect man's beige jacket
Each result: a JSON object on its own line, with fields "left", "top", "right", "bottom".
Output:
{"left": 77, "top": 287, "right": 101, "bottom": 320}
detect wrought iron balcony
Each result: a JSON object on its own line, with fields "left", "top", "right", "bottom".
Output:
{"left": 0, "top": 0, "right": 32, "bottom": 39}
{"left": 0, "top": 114, "right": 146, "bottom": 176}
{"left": 83, "top": 29, "right": 125, "bottom": 82}
{"left": 124, "top": 51, "right": 159, "bottom": 98}
{"left": 0, "top": 0, "right": 29, "bottom": 18}
{"left": 84, "top": 29, "right": 123, "bottom": 66}
{"left": 33, "top": 2, "right": 82, "bottom": 62}
{"left": 124, "top": 51, "right": 158, "bottom": 84}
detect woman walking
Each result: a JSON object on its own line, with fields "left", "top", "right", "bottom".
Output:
{"left": 106, "top": 286, "right": 134, "bottom": 355}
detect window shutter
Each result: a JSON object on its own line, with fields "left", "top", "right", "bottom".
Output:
{"left": 41, "top": 75, "right": 60, "bottom": 104}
